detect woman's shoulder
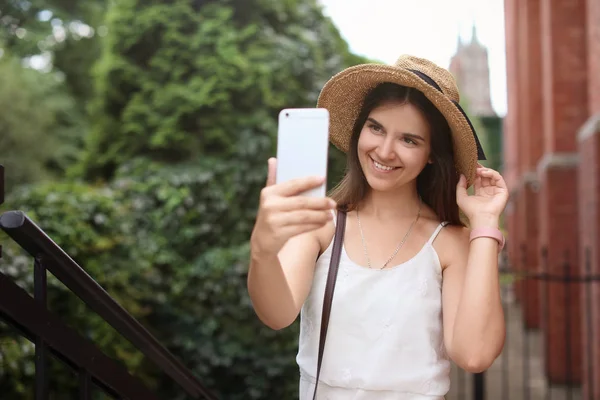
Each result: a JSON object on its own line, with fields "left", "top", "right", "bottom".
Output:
{"left": 431, "top": 220, "right": 470, "bottom": 269}
{"left": 418, "top": 204, "right": 469, "bottom": 242}
{"left": 416, "top": 206, "right": 469, "bottom": 266}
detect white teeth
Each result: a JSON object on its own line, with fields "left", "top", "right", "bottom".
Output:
{"left": 373, "top": 160, "right": 395, "bottom": 171}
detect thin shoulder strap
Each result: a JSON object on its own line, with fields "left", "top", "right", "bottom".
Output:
{"left": 427, "top": 221, "right": 448, "bottom": 245}
{"left": 312, "top": 209, "right": 347, "bottom": 400}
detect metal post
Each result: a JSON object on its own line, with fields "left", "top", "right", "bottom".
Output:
{"left": 585, "top": 248, "right": 595, "bottom": 400}
{"left": 563, "top": 251, "right": 572, "bottom": 400}
{"left": 521, "top": 244, "right": 530, "bottom": 400}
{"left": 542, "top": 246, "right": 552, "bottom": 400}
{"left": 473, "top": 372, "right": 485, "bottom": 400}
{"left": 34, "top": 256, "right": 49, "bottom": 400}
{"left": 79, "top": 370, "right": 92, "bottom": 400}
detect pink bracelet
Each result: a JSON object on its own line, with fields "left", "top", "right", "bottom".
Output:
{"left": 469, "top": 227, "right": 505, "bottom": 251}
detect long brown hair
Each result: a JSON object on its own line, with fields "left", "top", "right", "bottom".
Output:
{"left": 329, "top": 82, "right": 464, "bottom": 226}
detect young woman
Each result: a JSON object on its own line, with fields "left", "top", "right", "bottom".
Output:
{"left": 247, "top": 55, "right": 507, "bottom": 399}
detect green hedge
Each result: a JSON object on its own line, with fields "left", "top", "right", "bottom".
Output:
{"left": 1, "top": 157, "right": 302, "bottom": 398}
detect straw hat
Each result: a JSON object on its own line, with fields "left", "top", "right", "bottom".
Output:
{"left": 317, "top": 54, "right": 486, "bottom": 186}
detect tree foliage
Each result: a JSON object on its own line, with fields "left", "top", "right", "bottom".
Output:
{"left": 1, "top": 0, "right": 107, "bottom": 100}
{"left": 0, "top": 54, "right": 85, "bottom": 192}
{"left": 1, "top": 0, "right": 370, "bottom": 398}
{"left": 80, "top": 0, "right": 367, "bottom": 181}
{"left": 0, "top": 0, "right": 107, "bottom": 190}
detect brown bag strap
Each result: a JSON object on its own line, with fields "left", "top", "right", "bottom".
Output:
{"left": 312, "top": 209, "right": 347, "bottom": 400}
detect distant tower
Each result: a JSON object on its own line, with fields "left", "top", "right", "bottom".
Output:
{"left": 448, "top": 25, "right": 496, "bottom": 117}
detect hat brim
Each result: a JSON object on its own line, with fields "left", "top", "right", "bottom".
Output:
{"left": 317, "top": 64, "right": 480, "bottom": 186}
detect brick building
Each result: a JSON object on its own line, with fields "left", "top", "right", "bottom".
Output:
{"left": 503, "top": 0, "right": 599, "bottom": 398}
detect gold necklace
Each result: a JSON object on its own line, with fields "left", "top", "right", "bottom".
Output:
{"left": 356, "top": 199, "right": 422, "bottom": 270}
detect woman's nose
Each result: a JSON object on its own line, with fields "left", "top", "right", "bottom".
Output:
{"left": 377, "top": 137, "right": 396, "bottom": 160}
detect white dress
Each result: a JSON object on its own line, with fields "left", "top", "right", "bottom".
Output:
{"left": 296, "top": 218, "right": 451, "bottom": 399}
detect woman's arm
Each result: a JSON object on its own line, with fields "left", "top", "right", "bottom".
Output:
{"left": 441, "top": 166, "right": 509, "bottom": 372}
{"left": 247, "top": 158, "right": 336, "bottom": 330}
{"left": 248, "top": 229, "right": 325, "bottom": 330}
{"left": 440, "top": 221, "right": 505, "bottom": 373}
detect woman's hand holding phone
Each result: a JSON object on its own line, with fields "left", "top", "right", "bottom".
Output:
{"left": 250, "top": 157, "right": 336, "bottom": 258}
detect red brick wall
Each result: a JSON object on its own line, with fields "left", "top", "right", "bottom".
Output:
{"left": 522, "top": 182, "right": 541, "bottom": 330}
{"left": 505, "top": 0, "right": 596, "bottom": 390}
{"left": 503, "top": 0, "right": 521, "bottom": 286}
{"left": 537, "top": 0, "right": 587, "bottom": 384}
{"left": 538, "top": 166, "right": 581, "bottom": 384}
{"left": 505, "top": 0, "right": 546, "bottom": 320}
{"left": 526, "top": 0, "right": 544, "bottom": 168}
{"left": 540, "top": 0, "right": 588, "bottom": 155}
{"left": 578, "top": 123, "right": 600, "bottom": 400}
{"left": 503, "top": 0, "right": 519, "bottom": 192}
{"left": 517, "top": 0, "right": 530, "bottom": 175}
{"left": 579, "top": 1, "right": 600, "bottom": 394}
{"left": 514, "top": 191, "right": 525, "bottom": 302}
{"left": 513, "top": 1, "right": 528, "bottom": 306}
{"left": 519, "top": 0, "right": 543, "bottom": 330}
{"left": 588, "top": 0, "right": 600, "bottom": 115}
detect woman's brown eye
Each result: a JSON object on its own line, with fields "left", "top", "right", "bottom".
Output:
{"left": 369, "top": 124, "right": 382, "bottom": 133}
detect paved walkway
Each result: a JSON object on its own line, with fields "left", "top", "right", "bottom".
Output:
{"left": 446, "top": 284, "right": 583, "bottom": 400}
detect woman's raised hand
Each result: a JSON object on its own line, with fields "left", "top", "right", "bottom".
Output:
{"left": 250, "top": 158, "right": 336, "bottom": 257}
{"left": 456, "top": 165, "right": 509, "bottom": 227}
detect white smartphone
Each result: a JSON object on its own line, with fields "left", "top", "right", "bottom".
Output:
{"left": 275, "top": 108, "right": 330, "bottom": 197}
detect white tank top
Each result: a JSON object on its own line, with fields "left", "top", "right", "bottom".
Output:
{"left": 296, "top": 215, "right": 451, "bottom": 400}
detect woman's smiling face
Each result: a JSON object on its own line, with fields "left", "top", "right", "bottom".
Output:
{"left": 357, "top": 100, "right": 432, "bottom": 194}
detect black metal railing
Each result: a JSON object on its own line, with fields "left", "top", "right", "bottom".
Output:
{"left": 0, "top": 165, "right": 217, "bottom": 400}
{"left": 448, "top": 241, "right": 599, "bottom": 400}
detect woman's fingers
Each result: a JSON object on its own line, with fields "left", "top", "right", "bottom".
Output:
{"left": 265, "top": 175, "right": 326, "bottom": 197}
{"left": 274, "top": 209, "right": 333, "bottom": 227}
{"left": 477, "top": 167, "right": 504, "bottom": 187}
{"left": 275, "top": 195, "right": 336, "bottom": 212}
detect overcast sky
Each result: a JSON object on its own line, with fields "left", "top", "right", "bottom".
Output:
{"left": 318, "top": 0, "right": 507, "bottom": 117}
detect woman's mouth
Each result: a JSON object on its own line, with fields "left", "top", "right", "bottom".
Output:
{"left": 370, "top": 157, "right": 399, "bottom": 173}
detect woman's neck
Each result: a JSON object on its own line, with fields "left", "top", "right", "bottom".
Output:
{"left": 359, "top": 184, "right": 421, "bottom": 221}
